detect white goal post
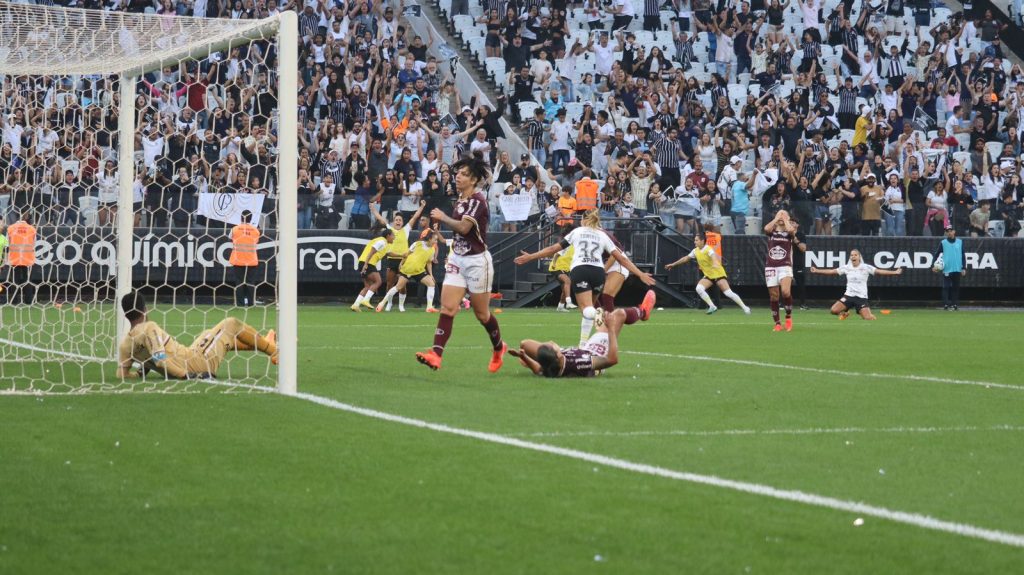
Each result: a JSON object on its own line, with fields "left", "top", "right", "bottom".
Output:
{"left": 0, "top": 3, "right": 297, "bottom": 394}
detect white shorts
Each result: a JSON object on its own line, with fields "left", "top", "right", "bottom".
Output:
{"left": 764, "top": 266, "right": 794, "bottom": 288}
{"left": 607, "top": 261, "right": 630, "bottom": 279}
{"left": 443, "top": 251, "right": 494, "bottom": 295}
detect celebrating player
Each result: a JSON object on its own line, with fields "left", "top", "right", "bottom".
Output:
{"left": 415, "top": 156, "right": 506, "bottom": 372}
{"left": 664, "top": 232, "right": 751, "bottom": 315}
{"left": 514, "top": 210, "right": 655, "bottom": 346}
{"left": 376, "top": 228, "right": 441, "bottom": 313}
{"left": 116, "top": 291, "right": 278, "bottom": 379}
{"left": 508, "top": 292, "right": 656, "bottom": 378}
{"left": 597, "top": 231, "right": 629, "bottom": 313}
{"left": 351, "top": 226, "right": 395, "bottom": 312}
{"left": 810, "top": 249, "right": 903, "bottom": 320}
{"left": 373, "top": 201, "right": 427, "bottom": 311}
{"left": 763, "top": 210, "right": 798, "bottom": 331}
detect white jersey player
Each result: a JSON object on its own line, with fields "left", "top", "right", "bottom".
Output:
{"left": 810, "top": 249, "right": 904, "bottom": 320}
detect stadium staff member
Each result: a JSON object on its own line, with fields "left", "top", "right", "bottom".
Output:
{"left": 7, "top": 213, "right": 36, "bottom": 305}
{"left": 934, "top": 224, "right": 966, "bottom": 311}
{"left": 574, "top": 167, "right": 599, "bottom": 214}
{"left": 229, "top": 210, "right": 260, "bottom": 307}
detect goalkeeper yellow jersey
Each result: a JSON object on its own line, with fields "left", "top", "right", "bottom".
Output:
{"left": 399, "top": 241, "right": 435, "bottom": 276}
{"left": 548, "top": 246, "right": 574, "bottom": 273}
{"left": 359, "top": 237, "right": 391, "bottom": 266}
{"left": 693, "top": 245, "right": 726, "bottom": 279}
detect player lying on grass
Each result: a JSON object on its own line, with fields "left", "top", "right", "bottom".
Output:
{"left": 664, "top": 232, "right": 751, "bottom": 315}
{"left": 508, "top": 290, "right": 655, "bottom": 377}
{"left": 810, "top": 249, "right": 903, "bottom": 320}
{"left": 117, "top": 291, "right": 278, "bottom": 379}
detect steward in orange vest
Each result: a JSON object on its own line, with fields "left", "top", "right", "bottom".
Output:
{"left": 230, "top": 211, "right": 260, "bottom": 307}
{"left": 7, "top": 214, "right": 37, "bottom": 305}
{"left": 574, "top": 177, "right": 599, "bottom": 212}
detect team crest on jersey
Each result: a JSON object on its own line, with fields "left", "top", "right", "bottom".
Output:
{"left": 769, "top": 246, "right": 788, "bottom": 260}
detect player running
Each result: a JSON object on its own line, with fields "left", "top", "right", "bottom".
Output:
{"left": 810, "top": 249, "right": 903, "bottom": 320}
{"left": 514, "top": 210, "right": 655, "bottom": 346}
{"left": 376, "top": 229, "right": 441, "bottom": 313}
{"left": 415, "top": 156, "right": 506, "bottom": 372}
{"left": 116, "top": 291, "right": 278, "bottom": 379}
{"left": 351, "top": 227, "right": 395, "bottom": 312}
{"left": 664, "top": 232, "right": 751, "bottom": 315}
{"left": 549, "top": 245, "right": 577, "bottom": 312}
{"left": 763, "top": 210, "right": 798, "bottom": 331}
{"left": 508, "top": 291, "right": 656, "bottom": 378}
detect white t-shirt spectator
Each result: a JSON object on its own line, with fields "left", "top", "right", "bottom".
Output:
{"left": 926, "top": 190, "right": 948, "bottom": 211}
{"left": 469, "top": 138, "right": 492, "bottom": 157}
{"left": 317, "top": 181, "right": 336, "bottom": 207}
{"left": 593, "top": 42, "right": 615, "bottom": 76}
{"left": 3, "top": 120, "right": 24, "bottom": 156}
{"left": 35, "top": 128, "right": 59, "bottom": 157}
{"left": 836, "top": 262, "right": 876, "bottom": 299}
{"left": 550, "top": 119, "right": 572, "bottom": 151}
{"left": 614, "top": 0, "right": 635, "bottom": 17}
{"left": 142, "top": 134, "right": 165, "bottom": 168}
{"left": 398, "top": 181, "right": 422, "bottom": 212}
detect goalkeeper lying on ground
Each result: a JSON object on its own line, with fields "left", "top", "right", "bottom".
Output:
{"left": 117, "top": 291, "right": 279, "bottom": 379}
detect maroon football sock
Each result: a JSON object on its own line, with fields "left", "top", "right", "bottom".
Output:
{"left": 481, "top": 314, "right": 502, "bottom": 350}
{"left": 624, "top": 307, "right": 641, "bottom": 325}
{"left": 783, "top": 295, "right": 793, "bottom": 318}
{"left": 771, "top": 300, "right": 780, "bottom": 324}
{"left": 599, "top": 293, "right": 616, "bottom": 312}
{"left": 432, "top": 313, "right": 454, "bottom": 356}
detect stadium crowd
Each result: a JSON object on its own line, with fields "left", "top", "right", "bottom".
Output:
{"left": 0, "top": 0, "right": 1022, "bottom": 238}
{"left": 465, "top": 0, "right": 1024, "bottom": 237}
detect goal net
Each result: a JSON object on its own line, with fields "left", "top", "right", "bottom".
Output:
{"left": 0, "top": 2, "right": 297, "bottom": 394}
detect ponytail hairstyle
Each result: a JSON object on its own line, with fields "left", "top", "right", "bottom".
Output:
{"left": 451, "top": 155, "right": 491, "bottom": 190}
{"left": 582, "top": 209, "right": 602, "bottom": 229}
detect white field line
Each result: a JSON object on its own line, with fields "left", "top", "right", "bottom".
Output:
{"left": 0, "top": 337, "right": 109, "bottom": 362}
{"left": 5, "top": 380, "right": 1024, "bottom": 548}
{"left": 623, "top": 350, "right": 1024, "bottom": 392}
{"left": 247, "top": 385, "right": 1024, "bottom": 549}
{"left": 301, "top": 321, "right": 824, "bottom": 329}
{"left": 508, "top": 425, "right": 1024, "bottom": 438}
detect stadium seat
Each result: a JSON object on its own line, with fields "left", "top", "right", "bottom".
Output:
{"left": 952, "top": 151, "right": 971, "bottom": 172}
{"left": 78, "top": 196, "right": 99, "bottom": 228}
{"left": 986, "top": 141, "right": 1003, "bottom": 164}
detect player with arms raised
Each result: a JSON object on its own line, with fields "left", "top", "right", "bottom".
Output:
{"left": 416, "top": 157, "right": 506, "bottom": 372}
{"left": 810, "top": 249, "right": 903, "bottom": 320}
{"left": 514, "top": 210, "right": 655, "bottom": 345}
{"left": 117, "top": 291, "right": 278, "bottom": 379}
{"left": 763, "top": 210, "right": 798, "bottom": 331}
{"left": 509, "top": 296, "right": 656, "bottom": 378}
{"left": 664, "top": 232, "right": 751, "bottom": 315}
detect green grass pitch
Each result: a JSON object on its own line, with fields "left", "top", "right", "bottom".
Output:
{"left": 2, "top": 305, "right": 1023, "bottom": 573}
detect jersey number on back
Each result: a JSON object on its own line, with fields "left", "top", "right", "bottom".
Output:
{"left": 577, "top": 239, "right": 602, "bottom": 263}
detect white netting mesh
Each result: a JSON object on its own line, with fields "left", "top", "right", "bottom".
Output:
{"left": 0, "top": 2, "right": 286, "bottom": 394}
{"left": 0, "top": 1, "right": 277, "bottom": 76}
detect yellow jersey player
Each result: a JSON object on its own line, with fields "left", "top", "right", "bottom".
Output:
{"left": 376, "top": 229, "right": 441, "bottom": 312}
{"left": 116, "top": 291, "right": 278, "bottom": 379}
{"left": 351, "top": 227, "right": 395, "bottom": 312}
{"left": 664, "top": 232, "right": 751, "bottom": 315}
{"left": 549, "top": 245, "right": 576, "bottom": 312}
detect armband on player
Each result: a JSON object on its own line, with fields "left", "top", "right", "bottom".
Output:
{"left": 151, "top": 351, "right": 167, "bottom": 362}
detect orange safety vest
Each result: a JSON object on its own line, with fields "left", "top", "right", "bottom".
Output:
{"left": 705, "top": 231, "right": 722, "bottom": 258}
{"left": 229, "top": 223, "right": 260, "bottom": 267}
{"left": 557, "top": 196, "right": 577, "bottom": 225}
{"left": 575, "top": 179, "right": 599, "bottom": 211}
{"left": 7, "top": 221, "right": 36, "bottom": 267}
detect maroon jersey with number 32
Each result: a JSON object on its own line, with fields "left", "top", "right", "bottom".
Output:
{"left": 765, "top": 229, "right": 794, "bottom": 268}
{"left": 452, "top": 192, "right": 489, "bottom": 256}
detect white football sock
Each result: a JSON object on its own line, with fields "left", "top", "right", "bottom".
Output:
{"left": 565, "top": 297, "right": 572, "bottom": 304}
{"left": 399, "top": 292, "right": 407, "bottom": 308}
{"left": 426, "top": 286, "right": 435, "bottom": 306}
{"left": 381, "top": 287, "right": 398, "bottom": 306}
{"left": 580, "top": 306, "right": 596, "bottom": 344}
{"left": 354, "top": 293, "right": 366, "bottom": 306}
{"left": 695, "top": 285, "right": 715, "bottom": 308}
{"left": 364, "top": 290, "right": 374, "bottom": 302}
{"left": 723, "top": 289, "right": 747, "bottom": 309}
